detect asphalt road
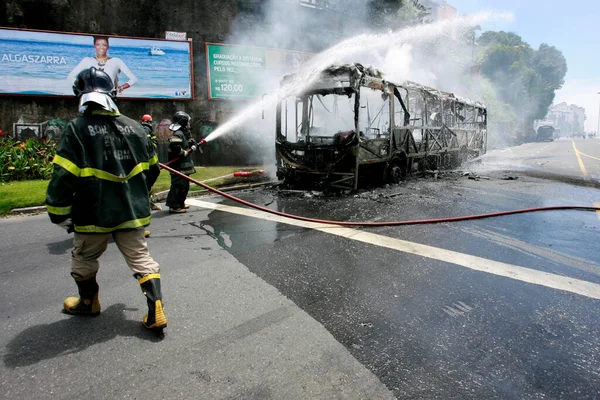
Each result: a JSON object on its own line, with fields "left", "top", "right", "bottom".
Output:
{"left": 1, "top": 138, "right": 599, "bottom": 399}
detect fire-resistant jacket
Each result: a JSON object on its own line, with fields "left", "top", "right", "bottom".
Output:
{"left": 167, "top": 128, "right": 196, "bottom": 175}
{"left": 141, "top": 121, "right": 159, "bottom": 188}
{"left": 141, "top": 121, "right": 158, "bottom": 153}
{"left": 46, "top": 109, "right": 160, "bottom": 233}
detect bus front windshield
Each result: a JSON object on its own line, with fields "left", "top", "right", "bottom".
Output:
{"left": 281, "top": 91, "right": 355, "bottom": 143}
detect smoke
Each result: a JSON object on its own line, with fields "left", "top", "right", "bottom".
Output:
{"left": 227, "top": 0, "right": 370, "bottom": 53}
{"left": 209, "top": 2, "right": 513, "bottom": 167}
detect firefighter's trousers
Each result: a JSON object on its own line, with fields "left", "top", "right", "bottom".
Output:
{"left": 71, "top": 230, "right": 160, "bottom": 276}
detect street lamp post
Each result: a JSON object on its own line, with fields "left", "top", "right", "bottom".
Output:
{"left": 597, "top": 92, "right": 600, "bottom": 138}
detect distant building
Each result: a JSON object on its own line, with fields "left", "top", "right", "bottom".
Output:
{"left": 420, "top": 0, "right": 458, "bottom": 22}
{"left": 542, "top": 102, "right": 586, "bottom": 137}
{"left": 420, "top": 0, "right": 457, "bottom": 40}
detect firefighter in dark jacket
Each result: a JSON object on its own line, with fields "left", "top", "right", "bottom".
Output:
{"left": 46, "top": 67, "right": 167, "bottom": 336}
{"left": 165, "top": 111, "right": 198, "bottom": 213}
{"left": 140, "top": 113, "right": 161, "bottom": 238}
{"left": 141, "top": 114, "right": 158, "bottom": 152}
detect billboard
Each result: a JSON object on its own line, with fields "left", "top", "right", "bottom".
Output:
{"left": 0, "top": 27, "right": 193, "bottom": 100}
{"left": 206, "top": 43, "right": 312, "bottom": 100}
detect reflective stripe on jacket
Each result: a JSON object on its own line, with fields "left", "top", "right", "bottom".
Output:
{"left": 46, "top": 110, "right": 160, "bottom": 233}
{"left": 167, "top": 129, "right": 196, "bottom": 175}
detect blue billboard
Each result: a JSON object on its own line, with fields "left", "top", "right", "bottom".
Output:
{"left": 0, "top": 28, "right": 193, "bottom": 100}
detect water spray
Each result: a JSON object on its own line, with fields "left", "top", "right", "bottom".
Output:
{"left": 202, "top": 11, "right": 513, "bottom": 144}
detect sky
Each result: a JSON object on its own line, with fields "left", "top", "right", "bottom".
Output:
{"left": 449, "top": 0, "right": 600, "bottom": 132}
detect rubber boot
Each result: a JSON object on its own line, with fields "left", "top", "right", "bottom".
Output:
{"left": 64, "top": 272, "right": 101, "bottom": 315}
{"left": 136, "top": 273, "right": 167, "bottom": 333}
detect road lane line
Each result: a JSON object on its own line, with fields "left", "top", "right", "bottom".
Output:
{"left": 572, "top": 141, "right": 600, "bottom": 220}
{"left": 572, "top": 141, "right": 590, "bottom": 180}
{"left": 187, "top": 199, "right": 600, "bottom": 300}
{"left": 577, "top": 151, "right": 600, "bottom": 162}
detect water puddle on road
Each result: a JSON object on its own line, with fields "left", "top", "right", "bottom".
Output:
{"left": 196, "top": 196, "right": 308, "bottom": 254}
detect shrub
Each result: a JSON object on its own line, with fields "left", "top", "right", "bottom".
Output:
{"left": 0, "top": 137, "right": 57, "bottom": 182}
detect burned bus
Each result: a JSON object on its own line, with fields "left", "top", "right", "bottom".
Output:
{"left": 275, "top": 63, "right": 487, "bottom": 191}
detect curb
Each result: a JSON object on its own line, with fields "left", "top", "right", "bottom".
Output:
{"left": 153, "top": 180, "right": 277, "bottom": 202}
{"left": 9, "top": 181, "right": 279, "bottom": 216}
{"left": 8, "top": 205, "right": 48, "bottom": 215}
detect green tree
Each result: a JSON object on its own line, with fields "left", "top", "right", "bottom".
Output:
{"left": 528, "top": 43, "right": 567, "bottom": 120}
{"left": 478, "top": 31, "right": 567, "bottom": 142}
{"left": 478, "top": 31, "right": 533, "bottom": 103}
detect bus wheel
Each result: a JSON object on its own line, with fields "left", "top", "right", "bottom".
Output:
{"left": 389, "top": 155, "right": 407, "bottom": 184}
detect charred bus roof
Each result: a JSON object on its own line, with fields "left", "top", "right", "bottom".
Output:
{"left": 281, "top": 62, "right": 486, "bottom": 110}
{"left": 281, "top": 63, "right": 382, "bottom": 93}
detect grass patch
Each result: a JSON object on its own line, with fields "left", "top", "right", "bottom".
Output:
{"left": 0, "top": 180, "right": 49, "bottom": 215}
{"left": 0, "top": 166, "right": 269, "bottom": 216}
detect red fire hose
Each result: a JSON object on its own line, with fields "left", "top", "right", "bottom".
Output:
{"left": 158, "top": 162, "right": 600, "bottom": 227}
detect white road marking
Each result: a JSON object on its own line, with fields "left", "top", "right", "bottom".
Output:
{"left": 443, "top": 302, "right": 473, "bottom": 316}
{"left": 443, "top": 306, "right": 463, "bottom": 316}
{"left": 187, "top": 199, "right": 600, "bottom": 300}
{"left": 455, "top": 301, "right": 473, "bottom": 312}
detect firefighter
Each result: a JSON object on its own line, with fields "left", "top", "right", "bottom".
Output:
{"left": 140, "top": 114, "right": 161, "bottom": 239}
{"left": 165, "top": 111, "right": 198, "bottom": 213}
{"left": 141, "top": 114, "right": 158, "bottom": 155}
{"left": 46, "top": 67, "right": 167, "bottom": 336}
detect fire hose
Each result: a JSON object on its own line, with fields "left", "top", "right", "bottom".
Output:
{"left": 158, "top": 155, "right": 600, "bottom": 227}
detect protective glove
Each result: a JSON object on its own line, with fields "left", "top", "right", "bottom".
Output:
{"left": 56, "top": 218, "right": 74, "bottom": 233}
{"left": 190, "top": 145, "right": 197, "bottom": 152}
{"left": 184, "top": 145, "right": 196, "bottom": 157}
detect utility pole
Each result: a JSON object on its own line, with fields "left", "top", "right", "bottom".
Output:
{"left": 597, "top": 92, "right": 600, "bottom": 137}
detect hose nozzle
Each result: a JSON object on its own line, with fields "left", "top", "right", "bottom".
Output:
{"left": 199, "top": 139, "right": 207, "bottom": 146}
